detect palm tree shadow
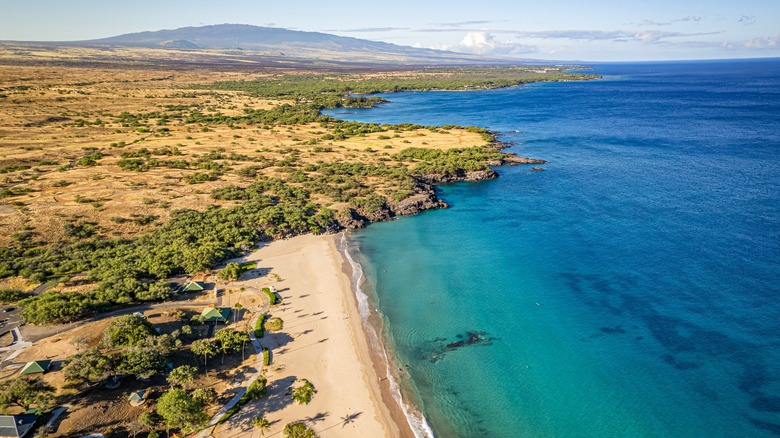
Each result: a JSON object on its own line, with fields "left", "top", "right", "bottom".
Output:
{"left": 341, "top": 411, "right": 362, "bottom": 427}
{"left": 304, "top": 411, "right": 329, "bottom": 424}
{"left": 314, "top": 411, "right": 364, "bottom": 434}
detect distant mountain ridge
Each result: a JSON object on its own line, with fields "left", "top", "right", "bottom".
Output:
{"left": 79, "top": 24, "right": 515, "bottom": 65}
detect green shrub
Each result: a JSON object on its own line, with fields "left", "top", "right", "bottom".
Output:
{"left": 218, "top": 376, "right": 267, "bottom": 424}
{"left": 265, "top": 317, "right": 283, "bottom": 332}
{"left": 284, "top": 422, "right": 316, "bottom": 438}
{"left": 183, "top": 172, "right": 216, "bottom": 184}
{"left": 0, "top": 289, "right": 28, "bottom": 304}
{"left": 245, "top": 376, "right": 268, "bottom": 400}
{"left": 76, "top": 151, "right": 103, "bottom": 166}
{"left": 291, "top": 378, "right": 317, "bottom": 404}
{"left": 263, "top": 347, "right": 271, "bottom": 366}
{"left": 254, "top": 314, "right": 266, "bottom": 338}
{"left": 261, "top": 287, "right": 278, "bottom": 305}
{"left": 217, "top": 406, "right": 240, "bottom": 424}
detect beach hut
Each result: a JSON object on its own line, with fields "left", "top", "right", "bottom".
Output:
{"left": 0, "top": 414, "right": 37, "bottom": 437}
{"left": 201, "top": 307, "right": 231, "bottom": 323}
{"left": 19, "top": 360, "right": 51, "bottom": 376}
{"left": 182, "top": 281, "right": 205, "bottom": 292}
{"left": 128, "top": 390, "right": 146, "bottom": 405}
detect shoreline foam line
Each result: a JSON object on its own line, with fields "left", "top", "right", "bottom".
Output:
{"left": 339, "top": 232, "right": 435, "bottom": 438}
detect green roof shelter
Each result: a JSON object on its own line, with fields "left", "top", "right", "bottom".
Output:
{"left": 128, "top": 390, "right": 145, "bottom": 402}
{"left": 19, "top": 360, "right": 51, "bottom": 376}
{"left": 201, "top": 307, "right": 231, "bottom": 323}
{"left": 0, "top": 414, "right": 37, "bottom": 437}
{"left": 182, "top": 281, "right": 205, "bottom": 292}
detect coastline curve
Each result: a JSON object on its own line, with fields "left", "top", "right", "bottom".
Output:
{"left": 338, "top": 232, "right": 435, "bottom": 438}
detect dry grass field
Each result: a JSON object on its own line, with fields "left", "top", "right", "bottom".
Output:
{"left": 0, "top": 60, "right": 487, "bottom": 252}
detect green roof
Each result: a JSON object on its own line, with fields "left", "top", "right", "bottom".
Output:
{"left": 128, "top": 390, "right": 145, "bottom": 401}
{"left": 0, "top": 414, "right": 37, "bottom": 437}
{"left": 19, "top": 360, "right": 51, "bottom": 375}
{"left": 182, "top": 281, "right": 205, "bottom": 291}
{"left": 201, "top": 307, "right": 230, "bottom": 322}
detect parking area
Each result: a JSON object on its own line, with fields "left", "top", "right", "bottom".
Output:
{"left": 0, "top": 306, "right": 23, "bottom": 344}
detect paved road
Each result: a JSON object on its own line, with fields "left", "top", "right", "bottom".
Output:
{"left": 36, "top": 404, "right": 71, "bottom": 437}
{"left": 0, "top": 306, "right": 24, "bottom": 339}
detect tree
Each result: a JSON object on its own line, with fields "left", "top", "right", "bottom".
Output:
{"left": 138, "top": 411, "right": 158, "bottom": 430}
{"left": 167, "top": 365, "right": 198, "bottom": 389}
{"left": 0, "top": 289, "right": 27, "bottom": 304}
{"left": 63, "top": 348, "right": 113, "bottom": 385}
{"left": 291, "top": 379, "right": 317, "bottom": 405}
{"left": 214, "top": 328, "right": 250, "bottom": 363}
{"left": 19, "top": 290, "right": 91, "bottom": 325}
{"left": 191, "top": 387, "right": 217, "bottom": 405}
{"left": 217, "top": 262, "right": 243, "bottom": 282}
{"left": 118, "top": 347, "right": 166, "bottom": 379}
{"left": 143, "top": 333, "right": 182, "bottom": 355}
{"left": 103, "top": 314, "right": 158, "bottom": 347}
{"left": 190, "top": 338, "right": 217, "bottom": 370}
{"left": 253, "top": 416, "right": 271, "bottom": 436}
{"left": 233, "top": 303, "right": 243, "bottom": 324}
{"left": 283, "top": 422, "right": 316, "bottom": 438}
{"left": 156, "top": 388, "right": 208, "bottom": 434}
{"left": 0, "top": 377, "right": 55, "bottom": 412}
{"left": 136, "top": 279, "right": 172, "bottom": 301}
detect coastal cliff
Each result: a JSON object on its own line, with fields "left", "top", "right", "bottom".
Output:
{"left": 335, "top": 150, "right": 546, "bottom": 229}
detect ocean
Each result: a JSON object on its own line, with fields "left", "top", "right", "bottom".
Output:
{"left": 326, "top": 58, "right": 780, "bottom": 437}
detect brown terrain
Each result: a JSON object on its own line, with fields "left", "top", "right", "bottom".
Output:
{"left": 0, "top": 51, "right": 488, "bottom": 252}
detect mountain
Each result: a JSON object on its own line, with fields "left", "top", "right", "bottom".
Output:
{"left": 79, "top": 24, "right": 514, "bottom": 65}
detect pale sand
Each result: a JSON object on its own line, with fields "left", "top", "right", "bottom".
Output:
{"left": 212, "top": 234, "right": 413, "bottom": 438}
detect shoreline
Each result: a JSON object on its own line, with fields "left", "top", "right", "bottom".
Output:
{"left": 212, "top": 233, "right": 417, "bottom": 437}
{"left": 336, "top": 233, "right": 433, "bottom": 438}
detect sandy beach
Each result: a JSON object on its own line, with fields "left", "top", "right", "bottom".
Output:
{"left": 212, "top": 233, "right": 414, "bottom": 438}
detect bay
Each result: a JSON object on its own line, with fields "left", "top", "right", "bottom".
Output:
{"left": 328, "top": 59, "right": 780, "bottom": 437}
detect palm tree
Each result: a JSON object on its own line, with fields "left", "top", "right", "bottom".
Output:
{"left": 190, "top": 339, "right": 216, "bottom": 372}
{"left": 252, "top": 416, "right": 270, "bottom": 436}
{"left": 233, "top": 303, "right": 243, "bottom": 324}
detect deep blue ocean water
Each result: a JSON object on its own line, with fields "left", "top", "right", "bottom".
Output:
{"left": 326, "top": 59, "right": 780, "bottom": 437}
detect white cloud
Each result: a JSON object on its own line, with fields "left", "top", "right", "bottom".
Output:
{"left": 744, "top": 35, "right": 779, "bottom": 49}
{"left": 444, "top": 31, "right": 538, "bottom": 55}
{"left": 738, "top": 16, "right": 756, "bottom": 26}
{"left": 516, "top": 29, "right": 720, "bottom": 42}
{"left": 637, "top": 16, "right": 702, "bottom": 27}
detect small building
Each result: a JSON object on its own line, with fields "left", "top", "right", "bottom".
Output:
{"left": 19, "top": 360, "right": 51, "bottom": 376}
{"left": 181, "top": 281, "right": 205, "bottom": 292}
{"left": 201, "top": 307, "right": 231, "bottom": 323}
{"left": 128, "top": 390, "right": 145, "bottom": 402}
{"left": 0, "top": 414, "right": 37, "bottom": 438}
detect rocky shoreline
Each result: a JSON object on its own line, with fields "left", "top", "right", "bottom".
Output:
{"left": 336, "top": 149, "right": 546, "bottom": 230}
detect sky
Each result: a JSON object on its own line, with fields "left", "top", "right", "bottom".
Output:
{"left": 2, "top": 0, "right": 779, "bottom": 61}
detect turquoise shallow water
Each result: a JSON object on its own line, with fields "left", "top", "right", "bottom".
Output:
{"left": 329, "top": 59, "right": 780, "bottom": 437}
